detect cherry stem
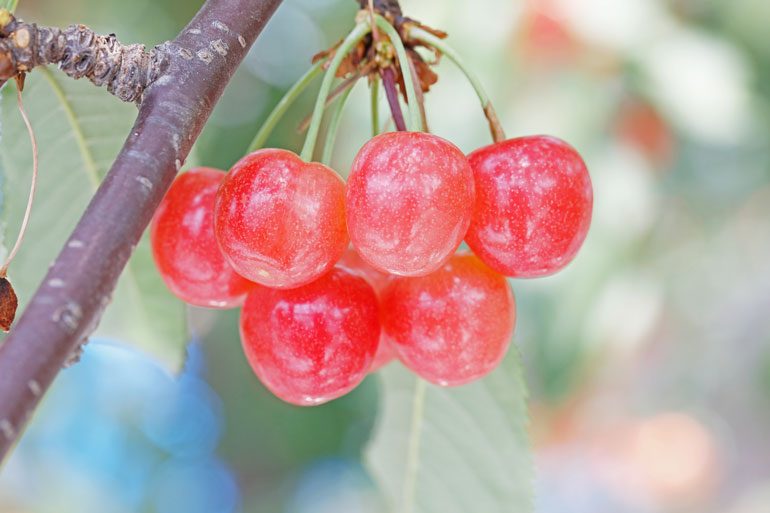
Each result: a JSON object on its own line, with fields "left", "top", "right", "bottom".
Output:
{"left": 0, "top": 83, "right": 38, "bottom": 279}
{"left": 370, "top": 75, "right": 380, "bottom": 136}
{"left": 247, "top": 59, "right": 326, "bottom": 153}
{"left": 297, "top": 71, "right": 362, "bottom": 133}
{"left": 409, "top": 26, "right": 507, "bottom": 143}
{"left": 373, "top": 14, "right": 422, "bottom": 132}
{"left": 381, "top": 67, "right": 406, "bottom": 131}
{"left": 300, "top": 22, "right": 371, "bottom": 162}
{"left": 321, "top": 84, "right": 355, "bottom": 166}
{"left": 405, "top": 52, "right": 428, "bottom": 132}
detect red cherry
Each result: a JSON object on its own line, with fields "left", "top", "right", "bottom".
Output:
{"left": 346, "top": 132, "right": 475, "bottom": 276}
{"left": 214, "top": 149, "right": 348, "bottom": 289}
{"left": 466, "top": 136, "right": 592, "bottom": 278}
{"left": 381, "top": 253, "right": 515, "bottom": 386}
{"left": 240, "top": 267, "right": 380, "bottom": 406}
{"left": 336, "top": 246, "right": 392, "bottom": 296}
{"left": 336, "top": 247, "right": 395, "bottom": 371}
{"left": 150, "top": 167, "right": 254, "bottom": 308}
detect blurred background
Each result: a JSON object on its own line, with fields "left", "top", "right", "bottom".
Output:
{"left": 2, "top": 0, "right": 770, "bottom": 511}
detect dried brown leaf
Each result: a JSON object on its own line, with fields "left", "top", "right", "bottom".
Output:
{"left": 402, "top": 19, "right": 447, "bottom": 41}
{"left": 312, "top": 38, "right": 370, "bottom": 79}
{"left": 0, "top": 276, "right": 18, "bottom": 332}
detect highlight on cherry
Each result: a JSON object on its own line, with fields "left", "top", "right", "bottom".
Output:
{"left": 149, "top": 6, "right": 594, "bottom": 406}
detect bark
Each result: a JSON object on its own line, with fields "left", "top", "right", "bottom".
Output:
{"left": 0, "top": 0, "right": 283, "bottom": 462}
{"left": 0, "top": 18, "right": 161, "bottom": 102}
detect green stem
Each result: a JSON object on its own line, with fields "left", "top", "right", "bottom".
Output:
{"left": 247, "top": 59, "right": 326, "bottom": 153}
{"left": 409, "top": 26, "right": 507, "bottom": 142}
{"left": 402, "top": 378, "right": 427, "bottom": 513}
{"left": 321, "top": 84, "right": 355, "bottom": 166}
{"left": 374, "top": 15, "right": 422, "bottom": 132}
{"left": 300, "top": 23, "right": 371, "bottom": 162}
{"left": 370, "top": 76, "right": 380, "bottom": 137}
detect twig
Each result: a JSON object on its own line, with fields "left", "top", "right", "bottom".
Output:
{"left": 0, "top": 13, "right": 162, "bottom": 103}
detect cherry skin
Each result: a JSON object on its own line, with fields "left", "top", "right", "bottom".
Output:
{"left": 381, "top": 253, "right": 515, "bottom": 386}
{"left": 336, "top": 246, "right": 392, "bottom": 293}
{"left": 466, "top": 135, "right": 593, "bottom": 278}
{"left": 346, "top": 132, "right": 475, "bottom": 277}
{"left": 240, "top": 267, "right": 380, "bottom": 406}
{"left": 215, "top": 149, "right": 348, "bottom": 289}
{"left": 336, "top": 247, "right": 395, "bottom": 371}
{"left": 150, "top": 167, "right": 254, "bottom": 308}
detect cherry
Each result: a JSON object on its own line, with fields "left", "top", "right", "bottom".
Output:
{"left": 369, "top": 339, "right": 396, "bottom": 372}
{"left": 336, "top": 246, "right": 395, "bottom": 371}
{"left": 150, "top": 167, "right": 254, "bottom": 308}
{"left": 465, "top": 136, "right": 592, "bottom": 278}
{"left": 214, "top": 149, "right": 348, "bottom": 289}
{"left": 345, "top": 132, "right": 475, "bottom": 277}
{"left": 336, "top": 246, "right": 392, "bottom": 293}
{"left": 240, "top": 267, "right": 380, "bottom": 406}
{"left": 381, "top": 253, "right": 515, "bottom": 386}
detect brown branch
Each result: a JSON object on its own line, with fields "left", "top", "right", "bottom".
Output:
{"left": 0, "top": 0, "right": 283, "bottom": 462}
{"left": 0, "top": 15, "right": 162, "bottom": 103}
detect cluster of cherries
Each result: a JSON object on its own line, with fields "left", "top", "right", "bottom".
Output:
{"left": 151, "top": 131, "right": 592, "bottom": 406}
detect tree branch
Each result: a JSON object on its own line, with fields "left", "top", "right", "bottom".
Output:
{"left": 0, "top": 0, "right": 283, "bottom": 462}
{"left": 0, "top": 14, "right": 163, "bottom": 103}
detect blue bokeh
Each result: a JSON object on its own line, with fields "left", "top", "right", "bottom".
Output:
{"left": 0, "top": 339, "right": 239, "bottom": 513}
{"left": 287, "top": 457, "right": 383, "bottom": 513}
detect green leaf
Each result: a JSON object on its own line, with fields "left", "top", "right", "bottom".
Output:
{"left": 0, "top": 0, "right": 18, "bottom": 13}
{"left": 365, "top": 350, "right": 533, "bottom": 513}
{"left": 0, "top": 68, "right": 187, "bottom": 371}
